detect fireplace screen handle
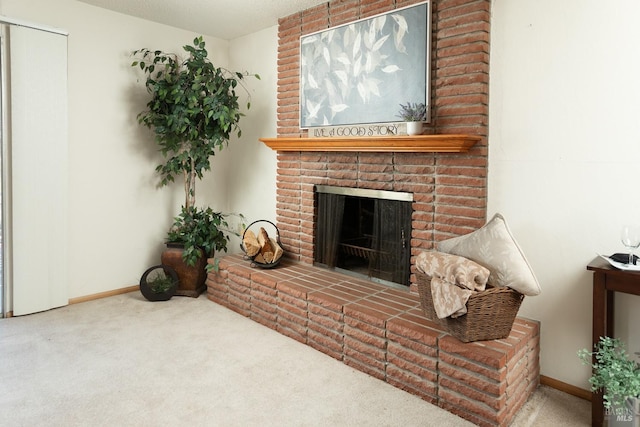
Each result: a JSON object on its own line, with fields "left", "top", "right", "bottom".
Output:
{"left": 401, "top": 228, "right": 406, "bottom": 249}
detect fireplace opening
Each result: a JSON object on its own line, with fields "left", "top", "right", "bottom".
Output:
{"left": 315, "top": 186, "right": 413, "bottom": 288}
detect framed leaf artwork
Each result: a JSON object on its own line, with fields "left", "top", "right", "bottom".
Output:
{"left": 299, "top": 1, "right": 431, "bottom": 129}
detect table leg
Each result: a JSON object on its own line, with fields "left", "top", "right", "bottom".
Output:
{"left": 592, "top": 272, "right": 606, "bottom": 427}
{"left": 606, "top": 290, "right": 614, "bottom": 337}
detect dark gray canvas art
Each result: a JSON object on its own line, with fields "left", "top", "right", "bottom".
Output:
{"left": 300, "top": 2, "right": 430, "bottom": 128}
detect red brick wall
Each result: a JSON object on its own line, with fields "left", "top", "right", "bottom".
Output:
{"left": 275, "top": 0, "right": 490, "bottom": 280}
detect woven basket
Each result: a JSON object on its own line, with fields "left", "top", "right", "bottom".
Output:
{"left": 416, "top": 272, "right": 524, "bottom": 342}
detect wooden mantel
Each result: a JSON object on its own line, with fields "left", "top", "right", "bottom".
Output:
{"left": 259, "top": 134, "right": 480, "bottom": 153}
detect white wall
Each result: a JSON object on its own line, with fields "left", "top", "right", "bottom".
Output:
{"left": 226, "top": 26, "right": 278, "bottom": 245}
{"left": 490, "top": 0, "right": 640, "bottom": 390}
{"left": 0, "top": 0, "right": 232, "bottom": 298}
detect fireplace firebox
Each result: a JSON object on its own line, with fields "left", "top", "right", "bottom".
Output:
{"left": 315, "top": 185, "right": 413, "bottom": 287}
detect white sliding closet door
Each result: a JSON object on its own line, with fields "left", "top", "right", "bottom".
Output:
{"left": 9, "top": 25, "right": 68, "bottom": 315}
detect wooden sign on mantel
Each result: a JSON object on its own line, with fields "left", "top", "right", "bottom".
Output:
{"left": 308, "top": 122, "right": 410, "bottom": 138}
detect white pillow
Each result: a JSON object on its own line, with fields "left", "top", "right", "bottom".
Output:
{"left": 436, "top": 213, "right": 541, "bottom": 296}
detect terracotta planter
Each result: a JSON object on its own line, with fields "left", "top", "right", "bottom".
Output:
{"left": 160, "top": 243, "right": 208, "bottom": 297}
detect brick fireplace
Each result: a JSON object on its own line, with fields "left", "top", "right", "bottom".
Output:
{"left": 208, "top": 1, "right": 540, "bottom": 426}
{"left": 273, "top": 0, "right": 491, "bottom": 278}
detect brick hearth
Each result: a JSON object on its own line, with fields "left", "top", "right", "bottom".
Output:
{"left": 207, "top": 254, "right": 540, "bottom": 427}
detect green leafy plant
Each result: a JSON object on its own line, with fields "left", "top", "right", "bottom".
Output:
{"left": 396, "top": 102, "right": 426, "bottom": 122}
{"left": 132, "top": 36, "right": 260, "bottom": 209}
{"left": 578, "top": 336, "right": 640, "bottom": 408}
{"left": 132, "top": 36, "right": 258, "bottom": 265}
{"left": 147, "top": 271, "right": 176, "bottom": 294}
{"left": 166, "top": 206, "right": 234, "bottom": 267}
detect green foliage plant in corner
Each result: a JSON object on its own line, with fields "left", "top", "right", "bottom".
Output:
{"left": 132, "top": 36, "right": 259, "bottom": 267}
{"left": 578, "top": 336, "right": 640, "bottom": 409}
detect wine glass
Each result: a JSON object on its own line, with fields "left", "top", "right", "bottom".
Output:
{"left": 620, "top": 225, "right": 640, "bottom": 265}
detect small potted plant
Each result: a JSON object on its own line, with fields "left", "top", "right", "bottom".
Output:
{"left": 165, "top": 206, "right": 233, "bottom": 267}
{"left": 397, "top": 102, "right": 427, "bottom": 135}
{"left": 578, "top": 336, "right": 640, "bottom": 424}
{"left": 139, "top": 265, "right": 178, "bottom": 301}
{"left": 161, "top": 206, "right": 244, "bottom": 297}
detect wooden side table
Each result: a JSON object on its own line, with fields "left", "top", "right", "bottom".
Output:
{"left": 587, "top": 257, "right": 640, "bottom": 427}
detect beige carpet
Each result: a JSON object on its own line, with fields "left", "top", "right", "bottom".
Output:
{"left": 0, "top": 293, "right": 590, "bottom": 426}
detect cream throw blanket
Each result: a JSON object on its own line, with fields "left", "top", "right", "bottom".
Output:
{"left": 416, "top": 251, "right": 490, "bottom": 319}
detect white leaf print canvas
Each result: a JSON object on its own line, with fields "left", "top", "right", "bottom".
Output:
{"left": 300, "top": 1, "right": 431, "bottom": 128}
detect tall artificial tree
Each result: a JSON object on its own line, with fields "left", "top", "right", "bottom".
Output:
{"left": 133, "top": 36, "right": 259, "bottom": 209}
{"left": 132, "top": 36, "right": 259, "bottom": 265}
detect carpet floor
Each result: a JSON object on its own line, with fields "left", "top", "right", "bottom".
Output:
{"left": 0, "top": 292, "right": 590, "bottom": 426}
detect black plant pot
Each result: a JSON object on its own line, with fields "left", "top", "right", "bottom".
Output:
{"left": 139, "top": 264, "right": 179, "bottom": 301}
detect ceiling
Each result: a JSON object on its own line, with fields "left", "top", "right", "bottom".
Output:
{"left": 77, "top": 0, "right": 326, "bottom": 40}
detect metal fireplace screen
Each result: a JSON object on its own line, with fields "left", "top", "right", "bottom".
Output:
{"left": 315, "top": 186, "right": 413, "bottom": 287}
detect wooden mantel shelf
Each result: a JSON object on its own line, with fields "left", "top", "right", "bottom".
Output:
{"left": 259, "top": 134, "right": 480, "bottom": 153}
